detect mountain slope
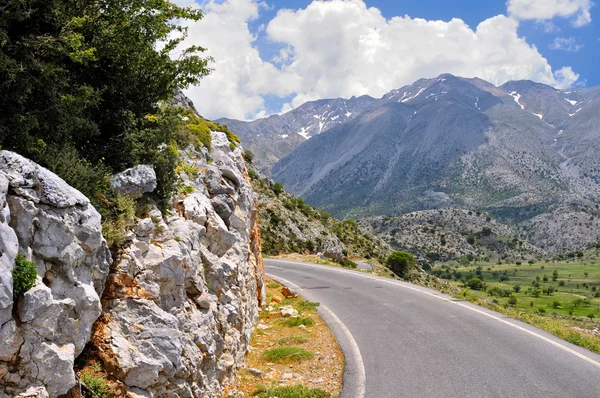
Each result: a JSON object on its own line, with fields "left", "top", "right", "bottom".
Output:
{"left": 218, "top": 95, "right": 380, "bottom": 174}
{"left": 269, "top": 74, "right": 600, "bottom": 252}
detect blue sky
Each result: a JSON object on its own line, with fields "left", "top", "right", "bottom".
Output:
{"left": 178, "top": 0, "right": 599, "bottom": 120}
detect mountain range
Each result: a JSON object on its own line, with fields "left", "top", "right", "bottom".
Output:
{"left": 221, "top": 74, "right": 600, "bottom": 252}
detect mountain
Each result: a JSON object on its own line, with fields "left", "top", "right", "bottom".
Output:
{"left": 217, "top": 95, "right": 379, "bottom": 174}
{"left": 268, "top": 74, "right": 600, "bottom": 253}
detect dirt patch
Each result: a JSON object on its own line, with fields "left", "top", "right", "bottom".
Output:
{"left": 224, "top": 277, "right": 344, "bottom": 397}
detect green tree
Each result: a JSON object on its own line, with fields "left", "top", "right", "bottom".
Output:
{"left": 0, "top": 0, "right": 211, "bottom": 198}
{"left": 513, "top": 285, "right": 521, "bottom": 293}
{"left": 386, "top": 251, "right": 416, "bottom": 278}
{"left": 465, "top": 277, "right": 484, "bottom": 291}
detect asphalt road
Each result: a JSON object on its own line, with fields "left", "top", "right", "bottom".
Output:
{"left": 265, "top": 259, "right": 600, "bottom": 398}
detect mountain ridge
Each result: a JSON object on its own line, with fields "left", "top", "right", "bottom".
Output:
{"left": 255, "top": 74, "right": 600, "bottom": 253}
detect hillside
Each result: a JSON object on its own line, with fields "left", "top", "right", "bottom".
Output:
{"left": 360, "top": 209, "right": 546, "bottom": 264}
{"left": 248, "top": 166, "right": 391, "bottom": 264}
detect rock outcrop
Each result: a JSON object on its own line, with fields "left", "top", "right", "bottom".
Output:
{"left": 90, "top": 130, "right": 265, "bottom": 397}
{"left": 0, "top": 151, "right": 112, "bottom": 397}
{"left": 0, "top": 125, "right": 265, "bottom": 396}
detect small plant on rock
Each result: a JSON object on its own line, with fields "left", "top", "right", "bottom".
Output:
{"left": 13, "top": 253, "right": 37, "bottom": 295}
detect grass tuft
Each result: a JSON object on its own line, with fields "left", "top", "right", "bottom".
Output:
{"left": 281, "top": 317, "right": 314, "bottom": 327}
{"left": 263, "top": 346, "right": 314, "bottom": 362}
{"left": 80, "top": 371, "right": 111, "bottom": 398}
{"left": 252, "top": 384, "right": 330, "bottom": 398}
{"left": 297, "top": 301, "right": 320, "bottom": 313}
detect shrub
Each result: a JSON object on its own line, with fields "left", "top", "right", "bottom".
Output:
{"left": 508, "top": 296, "right": 518, "bottom": 306}
{"left": 80, "top": 372, "right": 111, "bottom": 398}
{"left": 263, "top": 347, "right": 314, "bottom": 362}
{"left": 252, "top": 384, "right": 330, "bottom": 398}
{"left": 13, "top": 254, "right": 37, "bottom": 295}
{"left": 273, "top": 182, "right": 284, "bottom": 196}
{"left": 101, "top": 194, "right": 136, "bottom": 247}
{"left": 337, "top": 257, "right": 357, "bottom": 269}
{"left": 465, "top": 277, "right": 484, "bottom": 291}
{"left": 386, "top": 251, "right": 416, "bottom": 278}
{"left": 243, "top": 150, "right": 254, "bottom": 163}
{"left": 552, "top": 301, "right": 561, "bottom": 309}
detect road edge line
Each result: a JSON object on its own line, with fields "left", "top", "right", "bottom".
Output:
{"left": 267, "top": 273, "right": 367, "bottom": 398}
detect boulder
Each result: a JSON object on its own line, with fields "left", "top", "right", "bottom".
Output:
{"left": 109, "top": 165, "right": 157, "bottom": 198}
{"left": 0, "top": 150, "right": 111, "bottom": 397}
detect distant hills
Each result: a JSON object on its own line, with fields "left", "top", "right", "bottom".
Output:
{"left": 223, "top": 74, "right": 600, "bottom": 253}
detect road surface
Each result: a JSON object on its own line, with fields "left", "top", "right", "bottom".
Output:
{"left": 265, "top": 259, "right": 600, "bottom": 398}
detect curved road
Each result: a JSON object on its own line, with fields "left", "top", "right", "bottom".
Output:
{"left": 265, "top": 259, "right": 600, "bottom": 398}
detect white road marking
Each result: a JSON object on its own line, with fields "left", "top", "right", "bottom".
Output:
{"left": 267, "top": 259, "right": 600, "bottom": 370}
{"left": 267, "top": 273, "right": 367, "bottom": 398}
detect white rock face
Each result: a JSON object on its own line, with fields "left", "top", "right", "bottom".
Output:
{"left": 0, "top": 151, "right": 112, "bottom": 397}
{"left": 110, "top": 164, "right": 158, "bottom": 198}
{"left": 92, "top": 131, "right": 266, "bottom": 397}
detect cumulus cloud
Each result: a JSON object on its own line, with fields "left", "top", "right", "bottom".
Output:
{"left": 177, "top": 0, "right": 582, "bottom": 119}
{"left": 549, "top": 37, "right": 584, "bottom": 51}
{"left": 553, "top": 66, "right": 580, "bottom": 88}
{"left": 507, "top": 0, "right": 594, "bottom": 27}
{"left": 174, "top": 0, "right": 297, "bottom": 120}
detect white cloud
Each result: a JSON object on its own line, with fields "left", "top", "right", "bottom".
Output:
{"left": 178, "top": 0, "right": 582, "bottom": 119}
{"left": 553, "top": 66, "right": 580, "bottom": 88}
{"left": 550, "top": 37, "right": 584, "bottom": 51}
{"left": 507, "top": 0, "right": 593, "bottom": 27}
{"left": 175, "top": 0, "right": 297, "bottom": 120}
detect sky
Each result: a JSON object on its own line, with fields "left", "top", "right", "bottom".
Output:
{"left": 173, "top": 0, "right": 600, "bottom": 120}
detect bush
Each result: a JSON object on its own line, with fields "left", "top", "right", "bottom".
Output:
{"left": 263, "top": 347, "right": 314, "bottom": 362}
{"left": 508, "top": 296, "right": 518, "bottom": 306}
{"left": 273, "top": 182, "right": 284, "bottom": 196}
{"left": 12, "top": 253, "right": 37, "bottom": 295}
{"left": 101, "top": 194, "right": 136, "bottom": 247}
{"left": 337, "top": 257, "right": 357, "bottom": 269}
{"left": 252, "top": 384, "right": 330, "bottom": 398}
{"left": 386, "top": 251, "right": 416, "bottom": 278}
{"left": 80, "top": 372, "right": 111, "bottom": 398}
{"left": 465, "top": 277, "right": 484, "bottom": 291}
{"left": 243, "top": 150, "right": 254, "bottom": 163}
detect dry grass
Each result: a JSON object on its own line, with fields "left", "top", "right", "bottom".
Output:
{"left": 224, "top": 277, "right": 344, "bottom": 397}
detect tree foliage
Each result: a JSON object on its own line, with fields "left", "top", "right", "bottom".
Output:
{"left": 386, "top": 251, "right": 416, "bottom": 278}
{"left": 0, "top": 0, "right": 211, "bottom": 199}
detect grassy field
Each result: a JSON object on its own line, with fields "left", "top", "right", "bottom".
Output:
{"left": 432, "top": 260, "right": 600, "bottom": 318}
{"left": 429, "top": 258, "right": 600, "bottom": 353}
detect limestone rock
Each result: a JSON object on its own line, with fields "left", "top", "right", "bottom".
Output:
{"left": 281, "top": 287, "right": 298, "bottom": 299}
{"left": 110, "top": 165, "right": 157, "bottom": 198}
{"left": 0, "top": 151, "right": 111, "bottom": 398}
{"left": 280, "top": 305, "right": 298, "bottom": 318}
{"left": 90, "top": 130, "right": 266, "bottom": 397}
